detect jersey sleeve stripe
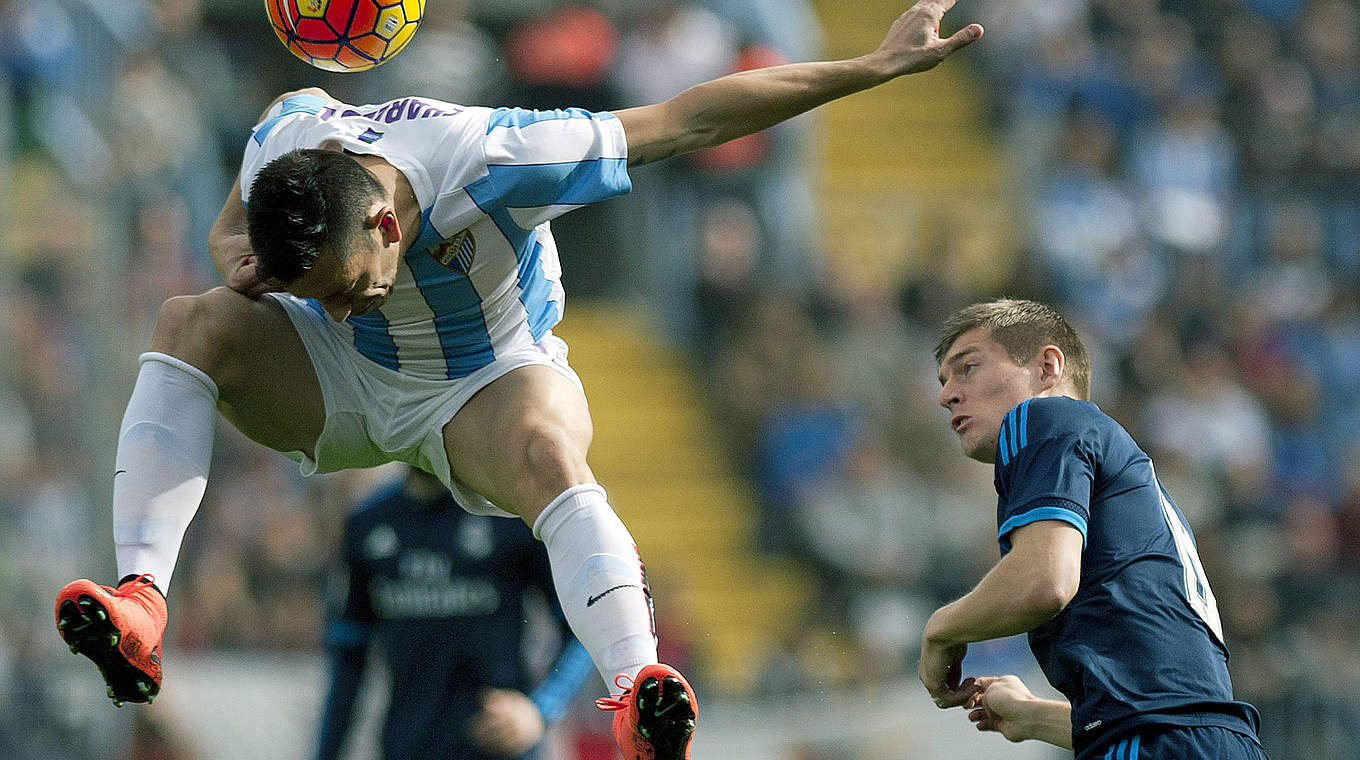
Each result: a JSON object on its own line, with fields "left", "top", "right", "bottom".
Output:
{"left": 252, "top": 93, "right": 328, "bottom": 145}
{"left": 528, "top": 639, "right": 595, "bottom": 724}
{"left": 1008, "top": 408, "right": 1019, "bottom": 462}
{"left": 998, "top": 400, "right": 1035, "bottom": 466}
{"left": 998, "top": 505, "right": 1089, "bottom": 547}
{"left": 998, "top": 408, "right": 1014, "bottom": 465}
{"left": 485, "top": 106, "right": 617, "bottom": 133}
{"left": 483, "top": 158, "right": 630, "bottom": 210}
{"left": 508, "top": 203, "right": 583, "bottom": 228}
{"left": 323, "top": 619, "right": 372, "bottom": 648}
{"left": 483, "top": 108, "right": 628, "bottom": 166}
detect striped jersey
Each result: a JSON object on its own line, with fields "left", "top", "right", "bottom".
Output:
{"left": 240, "top": 93, "right": 631, "bottom": 380}
{"left": 992, "top": 396, "right": 1260, "bottom": 757}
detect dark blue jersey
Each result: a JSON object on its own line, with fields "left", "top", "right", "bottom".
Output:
{"left": 316, "top": 480, "right": 593, "bottom": 760}
{"left": 993, "top": 396, "right": 1260, "bottom": 755}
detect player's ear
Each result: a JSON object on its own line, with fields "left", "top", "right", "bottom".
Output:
{"left": 366, "top": 202, "right": 402, "bottom": 245}
{"left": 376, "top": 208, "right": 402, "bottom": 244}
{"left": 1038, "top": 345, "right": 1065, "bottom": 391}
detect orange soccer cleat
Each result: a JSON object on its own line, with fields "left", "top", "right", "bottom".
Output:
{"left": 596, "top": 663, "right": 697, "bottom": 760}
{"left": 55, "top": 575, "right": 167, "bottom": 706}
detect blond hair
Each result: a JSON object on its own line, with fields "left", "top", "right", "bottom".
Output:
{"left": 936, "top": 298, "right": 1091, "bottom": 400}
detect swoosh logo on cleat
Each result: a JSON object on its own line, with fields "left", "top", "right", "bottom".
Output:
{"left": 586, "top": 584, "right": 637, "bottom": 607}
{"left": 115, "top": 469, "right": 127, "bottom": 476}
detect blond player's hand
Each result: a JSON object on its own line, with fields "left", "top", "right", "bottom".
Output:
{"left": 467, "top": 688, "right": 546, "bottom": 757}
{"left": 918, "top": 637, "right": 980, "bottom": 709}
{"left": 967, "top": 675, "right": 1039, "bottom": 742}
{"left": 869, "top": 0, "right": 984, "bottom": 77}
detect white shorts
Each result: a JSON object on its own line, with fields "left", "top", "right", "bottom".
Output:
{"left": 268, "top": 293, "right": 584, "bottom": 518}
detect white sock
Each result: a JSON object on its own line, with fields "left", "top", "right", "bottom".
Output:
{"left": 533, "top": 484, "right": 659, "bottom": 689}
{"left": 112, "top": 352, "right": 219, "bottom": 594}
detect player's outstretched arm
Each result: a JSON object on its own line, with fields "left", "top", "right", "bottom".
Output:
{"left": 966, "top": 675, "right": 1074, "bottom": 749}
{"left": 615, "top": 0, "right": 982, "bottom": 165}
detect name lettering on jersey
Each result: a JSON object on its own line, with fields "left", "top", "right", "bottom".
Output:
{"left": 371, "top": 576, "right": 501, "bottom": 618}
{"left": 371, "top": 548, "right": 502, "bottom": 618}
{"left": 429, "top": 229, "right": 476, "bottom": 275}
{"left": 400, "top": 549, "right": 451, "bottom": 580}
{"left": 317, "top": 98, "right": 462, "bottom": 125}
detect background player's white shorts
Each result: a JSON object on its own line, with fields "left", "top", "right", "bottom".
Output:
{"left": 267, "top": 292, "right": 585, "bottom": 518}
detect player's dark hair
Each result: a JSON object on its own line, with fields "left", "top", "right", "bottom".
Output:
{"left": 936, "top": 298, "right": 1092, "bottom": 400}
{"left": 246, "top": 149, "right": 384, "bottom": 284}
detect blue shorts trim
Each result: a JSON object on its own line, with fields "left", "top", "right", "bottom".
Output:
{"left": 1083, "top": 726, "right": 1266, "bottom": 760}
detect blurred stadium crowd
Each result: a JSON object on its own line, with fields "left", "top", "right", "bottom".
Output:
{"left": 0, "top": 0, "right": 1357, "bottom": 758}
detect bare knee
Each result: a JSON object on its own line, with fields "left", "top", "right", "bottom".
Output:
{"left": 147, "top": 287, "right": 263, "bottom": 381}
{"left": 516, "top": 423, "right": 594, "bottom": 509}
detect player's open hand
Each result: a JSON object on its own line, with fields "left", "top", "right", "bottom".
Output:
{"left": 468, "top": 688, "right": 547, "bottom": 757}
{"left": 870, "top": 0, "right": 983, "bottom": 77}
{"left": 967, "top": 675, "right": 1037, "bottom": 742}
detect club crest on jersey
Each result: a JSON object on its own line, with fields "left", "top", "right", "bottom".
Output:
{"left": 429, "top": 229, "right": 476, "bottom": 274}
{"left": 363, "top": 524, "right": 400, "bottom": 560}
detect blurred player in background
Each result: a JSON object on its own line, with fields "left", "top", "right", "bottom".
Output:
{"left": 316, "top": 466, "right": 593, "bottom": 760}
{"left": 921, "top": 299, "right": 1266, "bottom": 759}
{"left": 52, "top": 3, "right": 983, "bottom": 758}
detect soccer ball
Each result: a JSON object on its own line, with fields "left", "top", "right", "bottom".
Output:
{"left": 265, "top": 0, "right": 424, "bottom": 72}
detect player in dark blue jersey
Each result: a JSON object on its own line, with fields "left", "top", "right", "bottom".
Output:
{"left": 920, "top": 299, "right": 1266, "bottom": 759}
{"left": 315, "top": 467, "right": 595, "bottom": 760}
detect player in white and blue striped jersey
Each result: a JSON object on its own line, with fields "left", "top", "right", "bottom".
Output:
{"left": 923, "top": 299, "right": 1266, "bottom": 759}
{"left": 53, "top": 3, "right": 984, "bottom": 757}
{"left": 239, "top": 98, "right": 627, "bottom": 381}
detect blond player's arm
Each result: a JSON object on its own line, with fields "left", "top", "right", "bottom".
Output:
{"left": 967, "top": 675, "right": 1074, "bottom": 749}
{"left": 614, "top": 0, "right": 981, "bottom": 166}
{"left": 924, "top": 521, "right": 1083, "bottom": 645}
{"left": 919, "top": 521, "right": 1082, "bottom": 708}
{"left": 208, "top": 87, "right": 331, "bottom": 296}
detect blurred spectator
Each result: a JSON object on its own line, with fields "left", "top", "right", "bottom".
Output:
{"left": 1027, "top": 111, "right": 1139, "bottom": 304}
{"left": 613, "top": 0, "right": 822, "bottom": 338}
{"left": 1139, "top": 339, "right": 1272, "bottom": 485}
{"left": 749, "top": 343, "right": 864, "bottom": 553}
{"left": 791, "top": 433, "right": 936, "bottom": 678}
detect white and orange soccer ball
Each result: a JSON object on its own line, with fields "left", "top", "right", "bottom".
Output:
{"left": 265, "top": 0, "right": 424, "bottom": 72}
